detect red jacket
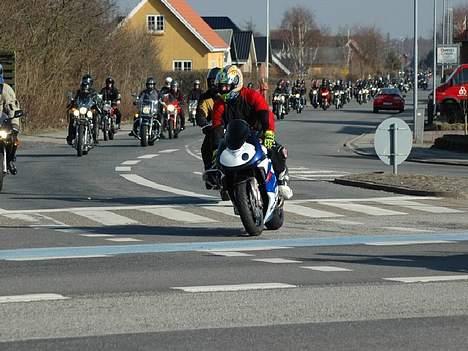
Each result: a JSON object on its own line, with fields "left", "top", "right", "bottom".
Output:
{"left": 212, "top": 88, "right": 275, "bottom": 132}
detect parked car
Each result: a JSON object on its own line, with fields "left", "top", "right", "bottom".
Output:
{"left": 373, "top": 88, "right": 405, "bottom": 113}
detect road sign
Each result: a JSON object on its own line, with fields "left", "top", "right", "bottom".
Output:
{"left": 437, "top": 45, "right": 460, "bottom": 65}
{"left": 374, "top": 118, "right": 413, "bottom": 175}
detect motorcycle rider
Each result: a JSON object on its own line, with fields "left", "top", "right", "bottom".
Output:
{"left": 129, "top": 77, "right": 159, "bottom": 137}
{"left": 67, "top": 74, "right": 101, "bottom": 145}
{"left": 187, "top": 80, "right": 203, "bottom": 126}
{"left": 212, "top": 65, "right": 293, "bottom": 199}
{"left": 0, "top": 64, "right": 21, "bottom": 175}
{"left": 160, "top": 76, "right": 173, "bottom": 97}
{"left": 169, "top": 80, "right": 185, "bottom": 131}
{"left": 100, "top": 77, "right": 122, "bottom": 130}
{"left": 196, "top": 67, "right": 221, "bottom": 174}
{"left": 332, "top": 79, "right": 343, "bottom": 106}
{"left": 318, "top": 78, "right": 330, "bottom": 106}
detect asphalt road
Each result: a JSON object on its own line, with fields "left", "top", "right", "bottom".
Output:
{"left": 0, "top": 97, "right": 467, "bottom": 350}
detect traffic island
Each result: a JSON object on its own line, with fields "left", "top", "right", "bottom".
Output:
{"left": 334, "top": 173, "right": 468, "bottom": 199}
{"left": 433, "top": 134, "right": 468, "bottom": 153}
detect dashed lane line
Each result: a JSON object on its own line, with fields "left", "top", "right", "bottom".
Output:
{"left": 0, "top": 294, "right": 70, "bottom": 304}
{"left": 320, "top": 202, "right": 407, "bottom": 216}
{"left": 115, "top": 166, "right": 132, "bottom": 172}
{"left": 72, "top": 210, "right": 140, "bottom": 226}
{"left": 383, "top": 275, "right": 468, "bottom": 283}
{"left": 159, "top": 149, "right": 180, "bottom": 154}
{"left": 121, "top": 160, "right": 141, "bottom": 166}
{"left": 137, "top": 154, "right": 159, "bottom": 159}
{"left": 253, "top": 258, "right": 303, "bottom": 264}
{"left": 301, "top": 266, "right": 353, "bottom": 272}
{"left": 105, "top": 238, "right": 143, "bottom": 243}
{"left": 171, "top": 283, "right": 297, "bottom": 293}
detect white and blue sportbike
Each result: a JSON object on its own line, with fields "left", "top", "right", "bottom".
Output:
{"left": 205, "top": 119, "right": 284, "bottom": 236}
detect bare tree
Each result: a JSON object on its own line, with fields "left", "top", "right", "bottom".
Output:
{"left": 453, "top": 4, "right": 468, "bottom": 38}
{"left": 351, "top": 25, "right": 385, "bottom": 77}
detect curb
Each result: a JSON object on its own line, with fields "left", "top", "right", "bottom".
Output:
{"left": 333, "top": 178, "right": 464, "bottom": 199}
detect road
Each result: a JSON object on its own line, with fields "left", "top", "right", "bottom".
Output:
{"left": 1, "top": 97, "right": 467, "bottom": 350}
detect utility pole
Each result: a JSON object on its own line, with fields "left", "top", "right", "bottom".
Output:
{"left": 442, "top": 0, "right": 447, "bottom": 78}
{"left": 433, "top": 0, "right": 437, "bottom": 124}
{"left": 413, "top": 0, "right": 419, "bottom": 140}
{"left": 265, "top": 0, "right": 270, "bottom": 83}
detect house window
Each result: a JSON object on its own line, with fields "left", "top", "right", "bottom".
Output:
{"left": 173, "top": 60, "right": 192, "bottom": 71}
{"left": 147, "top": 15, "right": 164, "bottom": 33}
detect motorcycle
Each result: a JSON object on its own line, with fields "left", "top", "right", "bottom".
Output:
{"left": 293, "top": 93, "right": 303, "bottom": 114}
{"left": 310, "top": 89, "right": 319, "bottom": 108}
{"left": 0, "top": 110, "right": 23, "bottom": 192}
{"left": 101, "top": 100, "right": 116, "bottom": 141}
{"left": 133, "top": 96, "right": 160, "bottom": 147}
{"left": 70, "top": 95, "right": 96, "bottom": 157}
{"left": 204, "top": 119, "right": 284, "bottom": 236}
{"left": 272, "top": 94, "right": 286, "bottom": 120}
{"left": 334, "top": 90, "right": 343, "bottom": 110}
{"left": 188, "top": 99, "right": 198, "bottom": 126}
{"left": 320, "top": 90, "right": 330, "bottom": 110}
{"left": 161, "top": 95, "right": 181, "bottom": 139}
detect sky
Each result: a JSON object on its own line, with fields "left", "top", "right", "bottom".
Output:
{"left": 117, "top": 0, "right": 468, "bottom": 39}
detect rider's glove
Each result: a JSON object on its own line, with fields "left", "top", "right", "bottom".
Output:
{"left": 263, "top": 130, "right": 275, "bottom": 149}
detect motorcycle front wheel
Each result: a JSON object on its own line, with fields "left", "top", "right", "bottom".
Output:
{"left": 234, "top": 180, "right": 264, "bottom": 236}
{"left": 0, "top": 149, "right": 4, "bottom": 191}
{"left": 140, "top": 125, "right": 149, "bottom": 147}
{"left": 77, "top": 125, "right": 84, "bottom": 157}
{"left": 265, "top": 206, "right": 284, "bottom": 230}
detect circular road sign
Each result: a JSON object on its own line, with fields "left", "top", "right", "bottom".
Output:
{"left": 374, "top": 118, "right": 413, "bottom": 166}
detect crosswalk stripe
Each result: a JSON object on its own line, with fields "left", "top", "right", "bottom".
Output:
{"left": 73, "top": 210, "right": 139, "bottom": 226}
{"left": 202, "top": 205, "right": 238, "bottom": 217}
{"left": 284, "top": 204, "right": 343, "bottom": 218}
{"left": 2, "top": 213, "right": 39, "bottom": 223}
{"left": 140, "top": 207, "right": 217, "bottom": 223}
{"left": 320, "top": 202, "right": 407, "bottom": 216}
{"left": 373, "top": 199, "right": 463, "bottom": 214}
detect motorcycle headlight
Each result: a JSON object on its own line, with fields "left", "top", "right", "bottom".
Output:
{"left": 142, "top": 106, "right": 151, "bottom": 114}
{"left": 73, "top": 109, "right": 80, "bottom": 117}
{"left": 167, "top": 104, "right": 176, "bottom": 113}
{"left": 296, "top": 94, "right": 300, "bottom": 98}
{"left": 0, "top": 130, "right": 8, "bottom": 139}
{"left": 79, "top": 107, "right": 88, "bottom": 115}
{"left": 281, "top": 96, "right": 285, "bottom": 102}
{"left": 87, "top": 111, "right": 93, "bottom": 118}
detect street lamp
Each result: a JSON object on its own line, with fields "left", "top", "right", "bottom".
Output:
{"left": 433, "top": 0, "right": 437, "bottom": 124}
{"left": 266, "top": 0, "right": 270, "bottom": 83}
{"left": 413, "top": 0, "right": 419, "bottom": 140}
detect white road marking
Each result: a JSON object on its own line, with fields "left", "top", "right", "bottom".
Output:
{"left": 253, "top": 258, "right": 303, "bottom": 264}
{"left": 383, "top": 275, "right": 468, "bottom": 283}
{"left": 2, "top": 213, "right": 39, "bottom": 223}
{"left": 291, "top": 174, "right": 349, "bottom": 178}
{"left": 106, "top": 238, "right": 143, "bottom": 242}
{"left": 120, "top": 174, "right": 215, "bottom": 199}
{"left": 0, "top": 294, "right": 70, "bottom": 304}
{"left": 140, "top": 207, "right": 217, "bottom": 223}
{"left": 121, "top": 160, "right": 141, "bottom": 166}
{"left": 200, "top": 246, "right": 291, "bottom": 252}
{"left": 289, "top": 167, "right": 309, "bottom": 170}
{"left": 73, "top": 210, "right": 139, "bottom": 226}
{"left": 159, "top": 149, "right": 179, "bottom": 154}
{"left": 202, "top": 205, "right": 238, "bottom": 217}
{"left": 382, "top": 227, "right": 434, "bottom": 233}
{"left": 55, "top": 229, "right": 81, "bottom": 234}
{"left": 185, "top": 145, "right": 203, "bottom": 161}
{"left": 290, "top": 171, "right": 349, "bottom": 174}
{"left": 322, "top": 219, "right": 363, "bottom": 225}
{"left": 284, "top": 203, "right": 343, "bottom": 218}
{"left": 115, "top": 166, "right": 131, "bottom": 172}
{"left": 80, "top": 234, "right": 115, "bottom": 238}
{"left": 301, "top": 266, "right": 352, "bottom": 272}
{"left": 172, "top": 283, "right": 297, "bottom": 293}
{"left": 138, "top": 154, "right": 159, "bottom": 159}
{"left": 193, "top": 171, "right": 203, "bottom": 175}
{"left": 291, "top": 196, "right": 441, "bottom": 204}
{"left": 320, "top": 202, "right": 407, "bottom": 216}
{"left": 374, "top": 199, "right": 463, "bottom": 214}
{"left": 5, "top": 255, "right": 111, "bottom": 261}
{"left": 203, "top": 251, "right": 254, "bottom": 257}
{"left": 365, "top": 240, "right": 454, "bottom": 246}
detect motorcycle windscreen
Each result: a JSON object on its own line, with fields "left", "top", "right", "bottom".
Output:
{"left": 225, "top": 119, "right": 250, "bottom": 151}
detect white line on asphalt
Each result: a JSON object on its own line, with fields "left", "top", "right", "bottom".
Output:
{"left": 290, "top": 196, "right": 441, "bottom": 204}
{"left": 5, "top": 255, "right": 112, "bottom": 261}
{"left": 320, "top": 202, "right": 407, "bottom": 216}
{"left": 322, "top": 219, "right": 363, "bottom": 225}
{"left": 201, "top": 205, "right": 238, "bottom": 217}
{"left": 199, "top": 246, "right": 291, "bottom": 252}
{"left": 288, "top": 167, "right": 309, "bottom": 170}
{"left": 383, "top": 275, "right": 468, "bottom": 283}
{"left": 55, "top": 229, "right": 81, "bottom": 234}
{"left": 159, "top": 149, "right": 179, "bottom": 154}
{"left": 193, "top": 171, "right": 203, "bottom": 175}
{"left": 373, "top": 199, "right": 463, "bottom": 214}
{"left": 73, "top": 210, "right": 139, "bottom": 226}
{"left": 0, "top": 294, "right": 70, "bottom": 304}
{"left": 115, "top": 166, "right": 132, "bottom": 172}
{"left": 301, "top": 266, "right": 352, "bottom": 272}
{"left": 253, "top": 258, "right": 303, "bottom": 264}
{"left": 185, "top": 145, "right": 203, "bottom": 161}
{"left": 2, "top": 213, "right": 39, "bottom": 223}
{"left": 106, "top": 238, "right": 143, "bottom": 242}
{"left": 291, "top": 174, "right": 349, "bottom": 178}
{"left": 290, "top": 171, "right": 350, "bottom": 174}
{"left": 365, "top": 240, "right": 454, "bottom": 246}
{"left": 172, "top": 283, "right": 297, "bottom": 293}
{"left": 140, "top": 207, "right": 217, "bottom": 223}
{"left": 138, "top": 154, "right": 159, "bottom": 159}
{"left": 382, "top": 227, "right": 435, "bottom": 233}
{"left": 284, "top": 203, "right": 343, "bottom": 218}
{"left": 121, "top": 160, "right": 141, "bottom": 166}
{"left": 203, "top": 251, "right": 254, "bottom": 257}
{"left": 120, "top": 174, "right": 215, "bottom": 199}
{"left": 79, "top": 234, "right": 115, "bottom": 238}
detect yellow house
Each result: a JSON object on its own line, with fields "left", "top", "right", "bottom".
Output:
{"left": 122, "top": 0, "right": 229, "bottom": 71}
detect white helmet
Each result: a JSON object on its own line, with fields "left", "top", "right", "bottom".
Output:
{"left": 165, "top": 77, "right": 173, "bottom": 87}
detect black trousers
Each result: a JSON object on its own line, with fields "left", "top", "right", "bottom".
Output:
{"left": 201, "top": 128, "right": 214, "bottom": 170}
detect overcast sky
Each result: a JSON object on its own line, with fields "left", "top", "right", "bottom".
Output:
{"left": 117, "top": 0, "right": 468, "bottom": 38}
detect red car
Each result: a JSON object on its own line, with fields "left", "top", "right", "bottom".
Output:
{"left": 373, "top": 88, "right": 405, "bottom": 113}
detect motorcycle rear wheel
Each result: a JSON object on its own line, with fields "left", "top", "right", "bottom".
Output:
{"left": 234, "top": 181, "right": 264, "bottom": 236}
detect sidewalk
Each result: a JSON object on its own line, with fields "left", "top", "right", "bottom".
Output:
{"left": 345, "top": 130, "right": 468, "bottom": 167}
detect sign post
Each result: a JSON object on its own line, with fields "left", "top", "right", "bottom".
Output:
{"left": 375, "top": 118, "right": 413, "bottom": 175}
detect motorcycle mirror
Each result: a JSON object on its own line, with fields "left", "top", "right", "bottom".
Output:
{"left": 13, "top": 110, "right": 24, "bottom": 119}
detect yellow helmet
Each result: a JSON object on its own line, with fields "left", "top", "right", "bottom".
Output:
{"left": 215, "top": 65, "right": 243, "bottom": 101}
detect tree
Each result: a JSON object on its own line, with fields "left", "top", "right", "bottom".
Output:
{"left": 453, "top": 4, "right": 468, "bottom": 38}
{"left": 351, "top": 25, "right": 385, "bottom": 77}
{"left": 385, "top": 50, "right": 401, "bottom": 73}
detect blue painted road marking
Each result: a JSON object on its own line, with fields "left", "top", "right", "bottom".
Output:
{"left": 1, "top": 232, "right": 468, "bottom": 260}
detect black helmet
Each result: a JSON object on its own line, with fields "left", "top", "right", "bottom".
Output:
{"left": 82, "top": 73, "right": 93, "bottom": 87}
{"left": 105, "top": 77, "right": 114, "bottom": 87}
{"left": 80, "top": 82, "right": 91, "bottom": 94}
{"left": 194, "top": 80, "right": 201, "bottom": 87}
{"left": 207, "top": 67, "right": 221, "bottom": 88}
{"left": 146, "top": 77, "right": 156, "bottom": 89}
{"left": 170, "top": 80, "right": 178, "bottom": 89}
